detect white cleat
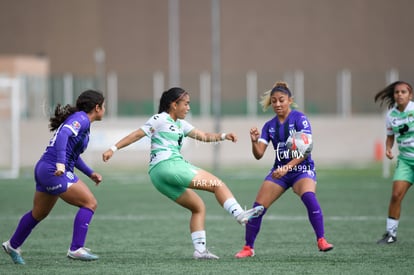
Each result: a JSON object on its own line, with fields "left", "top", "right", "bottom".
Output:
{"left": 2, "top": 240, "right": 25, "bottom": 264}
{"left": 67, "top": 247, "right": 99, "bottom": 261}
{"left": 193, "top": 249, "right": 220, "bottom": 259}
{"left": 236, "top": 205, "right": 264, "bottom": 225}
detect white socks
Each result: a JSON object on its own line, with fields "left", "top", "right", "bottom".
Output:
{"left": 191, "top": 198, "right": 244, "bottom": 252}
{"left": 191, "top": 230, "right": 206, "bottom": 252}
{"left": 223, "top": 197, "right": 243, "bottom": 218}
{"left": 386, "top": 217, "right": 399, "bottom": 237}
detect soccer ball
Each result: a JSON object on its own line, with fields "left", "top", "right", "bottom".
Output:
{"left": 286, "top": 131, "right": 313, "bottom": 158}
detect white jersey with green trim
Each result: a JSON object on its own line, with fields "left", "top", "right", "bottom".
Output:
{"left": 386, "top": 101, "right": 414, "bottom": 158}
{"left": 140, "top": 112, "right": 195, "bottom": 169}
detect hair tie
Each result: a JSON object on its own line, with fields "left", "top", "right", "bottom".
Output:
{"left": 174, "top": 91, "right": 188, "bottom": 103}
{"left": 271, "top": 86, "right": 291, "bottom": 97}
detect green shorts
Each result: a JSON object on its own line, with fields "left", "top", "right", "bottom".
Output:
{"left": 149, "top": 158, "right": 200, "bottom": 201}
{"left": 393, "top": 157, "right": 414, "bottom": 184}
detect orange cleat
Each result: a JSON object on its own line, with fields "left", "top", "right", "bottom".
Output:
{"left": 235, "top": 245, "right": 255, "bottom": 258}
{"left": 317, "top": 237, "right": 334, "bottom": 252}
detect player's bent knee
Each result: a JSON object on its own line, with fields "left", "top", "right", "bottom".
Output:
{"left": 84, "top": 197, "right": 98, "bottom": 211}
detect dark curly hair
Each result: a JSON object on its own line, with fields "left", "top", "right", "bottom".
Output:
{"left": 49, "top": 89, "right": 104, "bottom": 131}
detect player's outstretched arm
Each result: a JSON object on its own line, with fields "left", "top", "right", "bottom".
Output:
{"left": 187, "top": 128, "right": 237, "bottom": 143}
{"left": 103, "top": 128, "right": 146, "bottom": 162}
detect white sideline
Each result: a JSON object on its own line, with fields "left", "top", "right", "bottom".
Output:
{"left": 1, "top": 214, "right": 409, "bottom": 221}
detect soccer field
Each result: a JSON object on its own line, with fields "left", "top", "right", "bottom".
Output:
{"left": 1, "top": 164, "right": 413, "bottom": 274}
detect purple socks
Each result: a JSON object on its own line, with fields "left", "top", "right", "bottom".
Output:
{"left": 244, "top": 192, "right": 325, "bottom": 248}
{"left": 245, "top": 202, "right": 267, "bottom": 248}
{"left": 70, "top": 207, "right": 94, "bottom": 251}
{"left": 9, "top": 207, "right": 94, "bottom": 251}
{"left": 301, "top": 191, "right": 325, "bottom": 240}
{"left": 9, "top": 211, "right": 39, "bottom": 249}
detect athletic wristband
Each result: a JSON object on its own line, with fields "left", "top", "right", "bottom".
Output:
{"left": 110, "top": 145, "right": 118, "bottom": 152}
{"left": 221, "top": 133, "right": 226, "bottom": 141}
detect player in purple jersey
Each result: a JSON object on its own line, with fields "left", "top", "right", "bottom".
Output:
{"left": 235, "top": 81, "right": 333, "bottom": 258}
{"left": 2, "top": 90, "right": 105, "bottom": 264}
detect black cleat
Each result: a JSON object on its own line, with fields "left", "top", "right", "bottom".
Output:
{"left": 377, "top": 232, "right": 397, "bottom": 244}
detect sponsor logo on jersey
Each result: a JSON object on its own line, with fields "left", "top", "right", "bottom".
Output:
{"left": 66, "top": 171, "right": 75, "bottom": 180}
{"left": 72, "top": 121, "right": 81, "bottom": 130}
{"left": 46, "top": 184, "right": 62, "bottom": 192}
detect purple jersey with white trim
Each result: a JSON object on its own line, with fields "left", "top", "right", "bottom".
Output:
{"left": 40, "top": 111, "right": 91, "bottom": 172}
{"left": 259, "top": 109, "right": 315, "bottom": 170}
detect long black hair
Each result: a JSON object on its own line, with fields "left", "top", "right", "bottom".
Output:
{"left": 49, "top": 89, "right": 104, "bottom": 131}
{"left": 374, "top": 81, "right": 413, "bottom": 109}
{"left": 158, "top": 87, "right": 188, "bottom": 113}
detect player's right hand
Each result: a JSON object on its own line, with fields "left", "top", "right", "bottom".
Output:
{"left": 250, "top": 127, "right": 260, "bottom": 142}
{"left": 386, "top": 148, "right": 394, "bottom": 160}
{"left": 54, "top": 163, "right": 65, "bottom": 176}
{"left": 102, "top": 150, "right": 113, "bottom": 162}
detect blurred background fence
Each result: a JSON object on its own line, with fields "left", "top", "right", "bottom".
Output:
{"left": 4, "top": 67, "right": 405, "bottom": 120}
{"left": 1, "top": 0, "right": 412, "bottom": 178}
{"left": 0, "top": 69, "right": 396, "bottom": 179}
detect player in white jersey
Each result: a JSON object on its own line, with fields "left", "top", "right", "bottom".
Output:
{"left": 375, "top": 80, "right": 414, "bottom": 244}
{"left": 102, "top": 87, "right": 264, "bottom": 259}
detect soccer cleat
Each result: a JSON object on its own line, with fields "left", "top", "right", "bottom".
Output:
{"left": 317, "top": 237, "right": 334, "bottom": 252}
{"left": 67, "top": 247, "right": 99, "bottom": 261}
{"left": 2, "top": 240, "right": 25, "bottom": 264}
{"left": 235, "top": 245, "right": 255, "bottom": 258}
{"left": 377, "top": 232, "right": 397, "bottom": 244}
{"left": 193, "top": 249, "right": 219, "bottom": 259}
{"left": 236, "top": 205, "right": 265, "bottom": 225}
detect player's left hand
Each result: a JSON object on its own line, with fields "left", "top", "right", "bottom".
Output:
{"left": 90, "top": 172, "right": 103, "bottom": 185}
{"left": 272, "top": 166, "right": 288, "bottom": 179}
{"left": 225, "top": 132, "right": 238, "bottom": 142}
{"left": 385, "top": 148, "right": 394, "bottom": 159}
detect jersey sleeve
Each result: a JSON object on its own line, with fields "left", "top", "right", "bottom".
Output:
{"left": 180, "top": 119, "right": 195, "bottom": 136}
{"left": 258, "top": 121, "right": 270, "bottom": 145}
{"left": 75, "top": 156, "right": 94, "bottom": 177}
{"left": 63, "top": 115, "right": 84, "bottom": 136}
{"left": 385, "top": 110, "right": 394, "bottom": 136}
{"left": 53, "top": 126, "right": 72, "bottom": 164}
{"left": 295, "top": 113, "right": 312, "bottom": 134}
{"left": 140, "top": 114, "right": 160, "bottom": 137}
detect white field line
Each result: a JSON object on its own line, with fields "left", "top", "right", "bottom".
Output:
{"left": 1, "top": 214, "right": 411, "bottom": 221}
